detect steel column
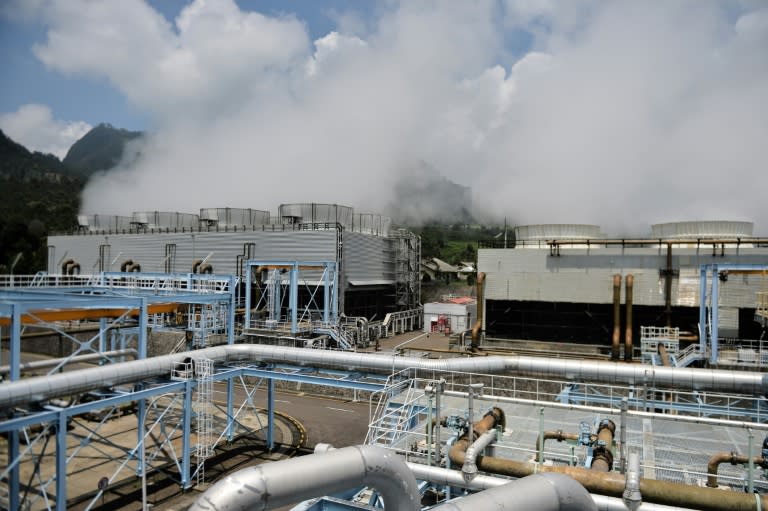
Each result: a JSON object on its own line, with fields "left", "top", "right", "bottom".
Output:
{"left": 323, "top": 265, "right": 330, "bottom": 324}
{"left": 182, "top": 379, "right": 193, "bottom": 488}
{"left": 138, "top": 297, "right": 148, "bottom": 359}
{"left": 711, "top": 267, "right": 719, "bottom": 365}
{"left": 228, "top": 275, "right": 236, "bottom": 344}
{"left": 136, "top": 394, "right": 146, "bottom": 477}
{"left": 226, "top": 378, "right": 234, "bottom": 442}
{"left": 699, "top": 266, "right": 707, "bottom": 356}
{"left": 8, "top": 303, "right": 20, "bottom": 511}
{"left": 267, "top": 378, "right": 275, "bottom": 451}
{"left": 99, "top": 317, "right": 107, "bottom": 353}
{"left": 245, "top": 263, "right": 253, "bottom": 330}
{"left": 56, "top": 410, "right": 67, "bottom": 510}
{"left": 290, "top": 263, "right": 298, "bottom": 334}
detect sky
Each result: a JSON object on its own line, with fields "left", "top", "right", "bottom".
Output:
{"left": 1, "top": 0, "right": 767, "bottom": 235}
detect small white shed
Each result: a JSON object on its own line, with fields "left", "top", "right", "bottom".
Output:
{"left": 423, "top": 297, "right": 477, "bottom": 335}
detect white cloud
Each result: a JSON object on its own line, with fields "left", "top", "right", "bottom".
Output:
{"left": 0, "top": 104, "right": 91, "bottom": 159}
{"left": 15, "top": 0, "right": 768, "bottom": 234}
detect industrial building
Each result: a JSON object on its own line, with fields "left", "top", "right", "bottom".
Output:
{"left": 478, "top": 221, "right": 768, "bottom": 365}
{"left": 50, "top": 203, "right": 421, "bottom": 325}
{"left": 1, "top": 217, "right": 768, "bottom": 510}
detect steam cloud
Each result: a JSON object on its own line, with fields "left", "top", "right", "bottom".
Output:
{"left": 0, "top": 104, "right": 92, "bottom": 159}
{"left": 16, "top": 0, "right": 768, "bottom": 235}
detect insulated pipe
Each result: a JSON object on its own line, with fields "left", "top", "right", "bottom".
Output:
{"left": 406, "top": 463, "right": 685, "bottom": 511}
{"left": 128, "top": 263, "right": 141, "bottom": 272}
{"left": 706, "top": 451, "right": 767, "bottom": 488}
{"left": 624, "top": 274, "right": 634, "bottom": 362}
{"left": 0, "top": 349, "right": 137, "bottom": 376}
{"left": 664, "top": 244, "right": 673, "bottom": 328}
{"left": 1, "top": 344, "right": 768, "bottom": 409}
{"left": 535, "top": 430, "right": 593, "bottom": 462}
{"left": 198, "top": 263, "right": 213, "bottom": 274}
{"left": 623, "top": 451, "right": 642, "bottom": 510}
{"left": 188, "top": 445, "right": 420, "bottom": 511}
{"left": 470, "top": 272, "right": 486, "bottom": 351}
{"left": 612, "top": 274, "right": 622, "bottom": 360}
{"left": 448, "top": 448, "right": 768, "bottom": 511}
{"left": 120, "top": 259, "right": 134, "bottom": 272}
{"left": 463, "top": 429, "right": 497, "bottom": 482}
{"left": 433, "top": 473, "right": 597, "bottom": 511}
{"left": 61, "top": 259, "right": 75, "bottom": 274}
{"left": 191, "top": 259, "right": 203, "bottom": 273}
{"left": 590, "top": 419, "right": 616, "bottom": 472}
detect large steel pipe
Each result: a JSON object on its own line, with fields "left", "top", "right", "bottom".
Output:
{"left": 189, "top": 445, "right": 420, "bottom": 511}
{"left": 470, "top": 272, "right": 486, "bottom": 351}
{"left": 406, "top": 463, "right": 687, "bottom": 511}
{"left": 1, "top": 344, "right": 767, "bottom": 409}
{"left": 625, "top": 274, "right": 634, "bottom": 362}
{"left": 590, "top": 419, "right": 616, "bottom": 472}
{"left": 706, "top": 451, "right": 766, "bottom": 488}
{"left": 0, "top": 350, "right": 137, "bottom": 377}
{"left": 612, "top": 274, "right": 622, "bottom": 360}
{"left": 433, "top": 473, "right": 596, "bottom": 511}
{"left": 449, "top": 447, "right": 768, "bottom": 511}
{"left": 448, "top": 410, "right": 768, "bottom": 511}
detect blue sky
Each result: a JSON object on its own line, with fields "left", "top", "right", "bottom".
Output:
{"left": 0, "top": 1, "right": 378, "bottom": 132}
{"left": 0, "top": 1, "right": 766, "bottom": 234}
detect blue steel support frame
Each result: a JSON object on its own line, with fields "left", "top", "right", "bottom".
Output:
{"left": 99, "top": 317, "right": 107, "bottom": 353}
{"left": 699, "top": 266, "right": 707, "bottom": 356}
{"left": 290, "top": 263, "right": 298, "bottom": 334}
{"left": 182, "top": 379, "right": 193, "bottom": 488}
{"left": 267, "top": 378, "right": 275, "bottom": 451}
{"left": 244, "top": 260, "right": 339, "bottom": 333}
{"left": 139, "top": 296, "right": 148, "bottom": 359}
{"left": 137, "top": 392, "right": 146, "bottom": 476}
{"left": 226, "top": 378, "right": 235, "bottom": 442}
{"left": 0, "top": 356, "right": 387, "bottom": 509}
{"left": 324, "top": 267, "right": 331, "bottom": 324}
{"left": 711, "top": 272, "right": 719, "bottom": 365}
{"left": 56, "top": 409, "right": 67, "bottom": 510}
{"left": 700, "top": 264, "right": 768, "bottom": 365}
{"left": 244, "top": 262, "right": 253, "bottom": 330}
{"left": 9, "top": 303, "right": 21, "bottom": 511}
{"left": 228, "top": 275, "right": 236, "bottom": 344}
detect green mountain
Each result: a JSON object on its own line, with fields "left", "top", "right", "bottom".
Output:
{"left": 63, "top": 123, "right": 142, "bottom": 176}
{"left": 0, "top": 129, "right": 84, "bottom": 274}
{"left": 0, "top": 129, "right": 74, "bottom": 180}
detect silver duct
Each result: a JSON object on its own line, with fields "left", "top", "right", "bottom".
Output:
{"left": 433, "top": 472, "right": 597, "bottom": 511}
{"left": 0, "top": 349, "right": 137, "bottom": 377}
{"left": 406, "top": 463, "right": 690, "bottom": 511}
{"left": 462, "top": 429, "right": 497, "bottom": 481}
{"left": 1, "top": 344, "right": 766, "bottom": 409}
{"left": 188, "top": 445, "right": 420, "bottom": 511}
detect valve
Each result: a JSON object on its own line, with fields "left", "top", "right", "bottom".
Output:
{"left": 579, "top": 421, "right": 592, "bottom": 446}
{"left": 445, "top": 415, "right": 468, "bottom": 435}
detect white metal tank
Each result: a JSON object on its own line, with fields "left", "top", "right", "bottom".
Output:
{"left": 199, "top": 208, "right": 270, "bottom": 228}
{"left": 353, "top": 213, "right": 391, "bottom": 236}
{"left": 278, "top": 203, "right": 354, "bottom": 230}
{"left": 650, "top": 221, "right": 754, "bottom": 239}
{"left": 77, "top": 214, "right": 134, "bottom": 232}
{"left": 131, "top": 211, "right": 199, "bottom": 230}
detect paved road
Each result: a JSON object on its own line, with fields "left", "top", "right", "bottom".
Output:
{"left": 240, "top": 386, "right": 372, "bottom": 449}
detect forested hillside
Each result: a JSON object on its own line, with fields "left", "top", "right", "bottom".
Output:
{"left": 0, "top": 130, "right": 83, "bottom": 273}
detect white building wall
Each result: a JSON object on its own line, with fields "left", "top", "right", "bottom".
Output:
{"left": 478, "top": 247, "right": 768, "bottom": 308}
{"left": 423, "top": 302, "right": 476, "bottom": 333}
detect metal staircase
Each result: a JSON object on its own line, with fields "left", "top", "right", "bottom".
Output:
{"left": 366, "top": 379, "right": 422, "bottom": 448}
